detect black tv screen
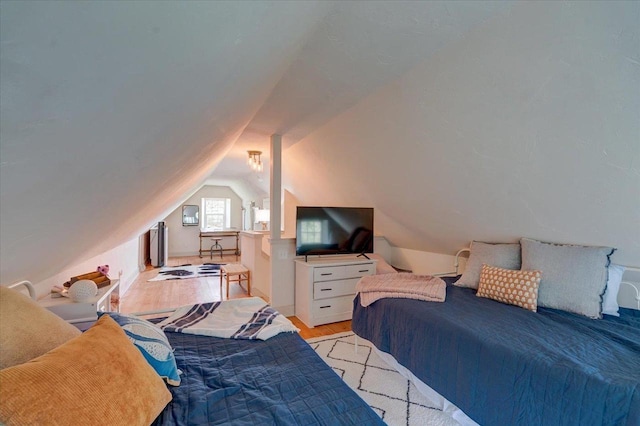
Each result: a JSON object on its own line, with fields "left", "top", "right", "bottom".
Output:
{"left": 295, "top": 207, "right": 374, "bottom": 256}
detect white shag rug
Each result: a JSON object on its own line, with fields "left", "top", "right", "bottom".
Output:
{"left": 306, "top": 332, "right": 460, "bottom": 426}
{"left": 148, "top": 263, "right": 224, "bottom": 281}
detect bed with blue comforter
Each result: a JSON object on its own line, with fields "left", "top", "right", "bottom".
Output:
{"left": 152, "top": 330, "right": 384, "bottom": 425}
{"left": 352, "top": 277, "right": 640, "bottom": 426}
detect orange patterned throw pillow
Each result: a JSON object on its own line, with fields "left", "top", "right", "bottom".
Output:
{"left": 477, "top": 264, "right": 541, "bottom": 312}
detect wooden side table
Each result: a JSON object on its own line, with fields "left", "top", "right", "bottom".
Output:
{"left": 219, "top": 264, "right": 251, "bottom": 299}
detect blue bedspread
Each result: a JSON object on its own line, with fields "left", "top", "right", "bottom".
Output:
{"left": 352, "top": 277, "right": 640, "bottom": 426}
{"left": 152, "top": 330, "right": 384, "bottom": 425}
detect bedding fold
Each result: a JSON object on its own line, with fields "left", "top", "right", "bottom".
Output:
{"left": 356, "top": 272, "right": 446, "bottom": 306}
{"left": 158, "top": 297, "right": 299, "bottom": 340}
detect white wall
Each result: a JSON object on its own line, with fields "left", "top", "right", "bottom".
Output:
{"left": 25, "top": 237, "right": 140, "bottom": 299}
{"left": 389, "top": 247, "right": 467, "bottom": 276}
{"left": 204, "top": 177, "right": 269, "bottom": 230}
{"left": 284, "top": 1, "right": 640, "bottom": 266}
{"left": 269, "top": 238, "right": 296, "bottom": 317}
{"left": 282, "top": 190, "right": 300, "bottom": 239}
{"left": 165, "top": 185, "right": 243, "bottom": 257}
{"left": 240, "top": 232, "right": 271, "bottom": 302}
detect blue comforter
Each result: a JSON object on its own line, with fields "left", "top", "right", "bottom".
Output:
{"left": 352, "top": 278, "right": 640, "bottom": 426}
{"left": 152, "top": 330, "right": 384, "bottom": 425}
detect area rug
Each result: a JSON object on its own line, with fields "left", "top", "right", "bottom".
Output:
{"left": 148, "top": 263, "right": 224, "bottom": 281}
{"left": 306, "top": 332, "right": 459, "bottom": 426}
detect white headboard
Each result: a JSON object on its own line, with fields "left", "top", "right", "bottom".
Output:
{"left": 7, "top": 280, "right": 36, "bottom": 300}
{"left": 619, "top": 267, "right": 640, "bottom": 311}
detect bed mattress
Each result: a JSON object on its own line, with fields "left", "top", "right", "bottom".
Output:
{"left": 352, "top": 277, "right": 640, "bottom": 426}
{"left": 152, "top": 330, "right": 384, "bottom": 425}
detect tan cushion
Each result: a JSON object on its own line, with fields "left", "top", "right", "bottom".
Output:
{"left": 0, "top": 286, "right": 81, "bottom": 369}
{"left": 476, "top": 264, "right": 541, "bottom": 312}
{"left": 0, "top": 315, "right": 172, "bottom": 425}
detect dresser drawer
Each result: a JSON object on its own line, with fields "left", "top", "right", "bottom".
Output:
{"left": 345, "top": 263, "right": 376, "bottom": 278}
{"left": 314, "top": 278, "right": 360, "bottom": 300}
{"left": 312, "top": 295, "right": 354, "bottom": 318}
{"left": 313, "top": 265, "right": 346, "bottom": 282}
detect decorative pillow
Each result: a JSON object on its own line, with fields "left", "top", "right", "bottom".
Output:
{"left": 454, "top": 241, "right": 521, "bottom": 289}
{"left": 0, "top": 286, "right": 81, "bottom": 369}
{"left": 99, "top": 311, "right": 181, "bottom": 386}
{"left": 521, "top": 238, "right": 615, "bottom": 319}
{"left": 602, "top": 263, "right": 625, "bottom": 317}
{"left": 0, "top": 315, "right": 171, "bottom": 425}
{"left": 476, "top": 264, "right": 541, "bottom": 312}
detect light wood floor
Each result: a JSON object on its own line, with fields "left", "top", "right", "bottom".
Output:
{"left": 121, "top": 254, "right": 351, "bottom": 339}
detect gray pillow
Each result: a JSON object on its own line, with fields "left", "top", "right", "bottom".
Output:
{"left": 454, "top": 241, "right": 521, "bottom": 289}
{"left": 520, "top": 238, "right": 615, "bottom": 319}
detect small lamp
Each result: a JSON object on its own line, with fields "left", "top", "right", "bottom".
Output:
{"left": 255, "top": 209, "right": 270, "bottom": 230}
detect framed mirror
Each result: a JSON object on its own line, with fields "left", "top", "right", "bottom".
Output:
{"left": 182, "top": 205, "right": 199, "bottom": 226}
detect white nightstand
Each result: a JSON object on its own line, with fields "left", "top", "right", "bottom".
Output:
{"left": 38, "top": 280, "right": 120, "bottom": 330}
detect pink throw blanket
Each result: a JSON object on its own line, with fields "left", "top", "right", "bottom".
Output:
{"left": 356, "top": 272, "right": 446, "bottom": 307}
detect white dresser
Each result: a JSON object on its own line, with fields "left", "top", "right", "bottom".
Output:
{"left": 295, "top": 258, "right": 376, "bottom": 328}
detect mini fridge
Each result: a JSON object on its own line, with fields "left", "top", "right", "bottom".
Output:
{"left": 150, "top": 222, "right": 168, "bottom": 267}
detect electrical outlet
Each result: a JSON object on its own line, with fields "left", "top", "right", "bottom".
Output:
{"left": 277, "top": 250, "right": 288, "bottom": 260}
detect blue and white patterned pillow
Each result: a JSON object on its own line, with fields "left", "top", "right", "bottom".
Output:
{"left": 98, "top": 312, "right": 181, "bottom": 386}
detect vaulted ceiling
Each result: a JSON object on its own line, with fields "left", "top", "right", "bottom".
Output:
{"left": 1, "top": 1, "right": 638, "bottom": 286}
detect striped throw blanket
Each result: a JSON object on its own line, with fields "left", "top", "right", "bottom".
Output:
{"left": 356, "top": 272, "right": 446, "bottom": 307}
{"left": 158, "top": 297, "right": 299, "bottom": 340}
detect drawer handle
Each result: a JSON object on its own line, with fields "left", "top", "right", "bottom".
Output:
{"left": 320, "top": 273, "right": 333, "bottom": 276}
{"left": 320, "top": 288, "right": 332, "bottom": 291}
{"left": 319, "top": 305, "right": 331, "bottom": 309}
{"left": 358, "top": 269, "right": 369, "bottom": 273}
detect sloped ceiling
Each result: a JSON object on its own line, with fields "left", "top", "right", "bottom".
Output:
{"left": 284, "top": 1, "right": 640, "bottom": 265}
{"left": 215, "top": 1, "right": 510, "bottom": 191}
{"left": 1, "top": 1, "right": 638, "bottom": 286}
{"left": 1, "top": 0, "right": 331, "bottom": 284}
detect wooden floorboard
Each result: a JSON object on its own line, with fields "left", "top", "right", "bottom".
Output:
{"left": 121, "top": 255, "right": 351, "bottom": 338}
{"left": 289, "top": 316, "right": 352, "bottom": 340}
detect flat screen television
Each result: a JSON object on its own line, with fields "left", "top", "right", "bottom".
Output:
{"left": 295, "top": 207, "right": 374, "bottom": 258}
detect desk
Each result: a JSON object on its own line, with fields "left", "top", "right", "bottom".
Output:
{"left": 199, "top": 231, "right": 240, "bottom": 258}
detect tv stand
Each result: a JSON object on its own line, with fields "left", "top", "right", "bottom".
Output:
{"left": 303, "top": 252, "right": 371, "bottom": 262}
{"left": 294, "top": 257, "right": 377, "bottom": 328}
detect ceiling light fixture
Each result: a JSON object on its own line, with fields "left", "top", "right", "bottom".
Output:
{"left": 247, "top": 150, "right": 263, "bottom": 172}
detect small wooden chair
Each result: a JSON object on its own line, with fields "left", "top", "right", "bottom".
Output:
{"left": 219, "top": 264, "right": 251, "bottom": 299}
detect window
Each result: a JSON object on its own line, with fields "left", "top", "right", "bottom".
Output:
{"left": 299, "top": 220, "right": 322, "bottom": 244}
{"left": 202, "top": 198, "right": 231, "bottom": 230}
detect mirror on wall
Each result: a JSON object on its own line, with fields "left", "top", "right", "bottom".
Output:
{"left": 182, "top": 205, "right": 199, "bottom": 226}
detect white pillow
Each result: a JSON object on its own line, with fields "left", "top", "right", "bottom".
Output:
{"left": 602, "top": 264, "right": 625, "bottom": 317}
